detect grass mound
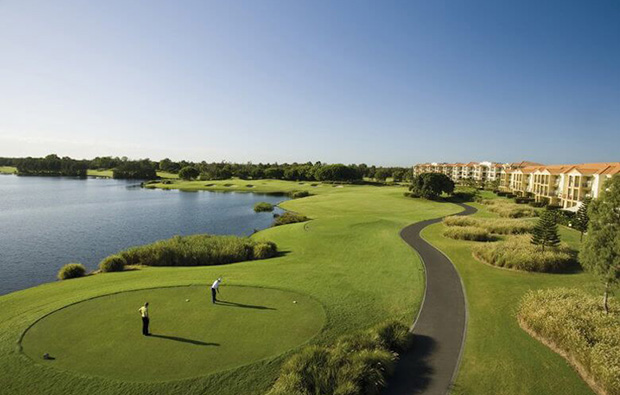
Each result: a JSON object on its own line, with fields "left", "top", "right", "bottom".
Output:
{"left": 273, "top": 212, "right": 310, "bottom": 227}
{"left": 113, "top": 234, "right": 278, "bottom": 267}
{"left": 481, "top": 199, "right": 539, "bottom": 218}
{"left": 518, "top": 288, "right": 620, "bottom": 395}
{"left": 268, "top": 320, "right": 411, "bottom": 395}
{"left": 254, "top": 202, "right": 274, "bottom": 212}
{"left": 472, "top": 235, "right": 575, "bottom": 272}
{"left": 444, "top": 226, "right": 493, "bottom": 241}
{"left": 21, "top": 286, "right": 325, "bottom": 381}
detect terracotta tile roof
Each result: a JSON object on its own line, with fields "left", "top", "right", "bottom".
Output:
{"left": 566, "top": 162, "right": 620, "bottom": 175}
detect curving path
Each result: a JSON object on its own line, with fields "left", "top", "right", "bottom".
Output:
{"left": 384, "top": 202, "right": 477, "bottom": 395}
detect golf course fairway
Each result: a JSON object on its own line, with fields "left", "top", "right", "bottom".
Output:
{"left": 21, "top": 285, "right": 325, "bottom": 381}
{"left": 0, "top": 182, "right": 463, "bottom": 394}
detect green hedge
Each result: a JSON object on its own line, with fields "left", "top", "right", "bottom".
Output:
{"left": 58, "top": 263, "right": 86, "bottom": 280}
{"left": 518, "top": 288, "right": 620, "bottom": 395}
{"left": 268, "top": 320, "right": 411, "bottom": 395}
{"left": 108, "top": 234, "right": 278, "bottom": 267}
{"left": 473, "top": 235, "right": 575, "bottom": 272}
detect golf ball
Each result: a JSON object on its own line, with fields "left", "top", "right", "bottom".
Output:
{"left": 293, "top": 301, "right": 297, "bottom": 304}
{"left": 186, "top": 299, "right": 190, "bottom": 302}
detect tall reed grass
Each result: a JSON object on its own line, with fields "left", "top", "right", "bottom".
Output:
{"left": 106, "top": 234, "right": 277, "bottom": 267}
{"left": 472, "top": 235, "right": 574, "bottom": 272}
{"left": 518, "top": 288, "right": 620, "bottom": 395}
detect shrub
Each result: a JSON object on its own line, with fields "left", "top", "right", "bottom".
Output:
{"left": 371, "top": 320, "right": 412, "bottom": 354}
{"left": 252, "top": 241, "right": 278, "bottom": 260}
{"left": 289, "top": 190, "right": 312, "bottom": 199}
{"left": 99, "top": 254, "right": 126, "bottom": 272}
{"left": 529, "top": 201, "right": 547, "bottom": 208}
{"left": 268, "top": 320, "right": 409, "bottom": 395}
{"left": 473, "top": 235, "right": 575, "bottom": 272}
{"left": 444, "top": 226, "right": 493, "bottom": 241}
{"left": 254, "top": 202, "right": 274, "bottom": 212}
{"left": 58, "top": 263, "right": 86, "bottom": 280}
{"left": 107, "top": 234, "right": 277, "bottom": 267}
{"left": 518, "top": 288, "right": 620, "bottom": 395}
{"left": 273, "top": 212, "right": 310, "bottom": 226}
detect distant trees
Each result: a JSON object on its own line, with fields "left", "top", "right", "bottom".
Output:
{"left": 112, "top": 159, "right": 157, "bottom": 179}
{"left": 178, "top": 166, "right": 200, "bottom": 180}
{"left": 409, "top": 173, "right": 455, "bottom": 199}
{"left": 1, "top": 155, "right": 412, "bottom": 184}
{"left": 15, "top": 154, "right": 88, "bottom": 177}
{"left": 159, "top": 158, "right": 180, "bottom": 173}
{"left": 314, "top": 164, "right": 362, "bottom": 182}
{"left": 530, "top": 210, "right": 561, "bottom": 252}
{"left": 579, "top": 175, "right": 620, "bottom": 314}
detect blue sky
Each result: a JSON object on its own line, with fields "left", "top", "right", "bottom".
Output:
{"left": 0, "top": 1, "right": 618, "bottom": 166}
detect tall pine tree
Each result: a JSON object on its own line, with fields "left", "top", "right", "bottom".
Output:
{"left": 579, "top": 175, "right": 620, "bottom": 314}
{"left": 531, "top": 210, "right": 561, "bottom": 252}
{"left": 573, "top": 197, "right": 591, "bottom": 241}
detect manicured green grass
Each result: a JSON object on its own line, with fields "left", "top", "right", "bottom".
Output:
{"left": 87, "top": 169, "right": 179, "bottom": 178}
{"left": 0, "top": 181, "right": 460, "bottom": 394}
{"left": 0, "top": 166, "right": 17, "bottom": 174}
{"left": 22, "top": 285, "right": 324, "bottom": 382}
{"left": 422, "top": 201, "right": 601, "bottom": 394}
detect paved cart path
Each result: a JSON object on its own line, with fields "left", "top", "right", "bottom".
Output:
{"left": 384, "top": 203, "right": 477, "bottom": 395}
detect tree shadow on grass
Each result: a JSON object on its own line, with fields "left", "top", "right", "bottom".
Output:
{"left": 150, "top": 334, "right": 219, "bottom": 346}
{"left": 382, "top": 335, "right": 436, "bottom": 394}
{"left": 216, "top": 300, "right": 276, "bottom": 310}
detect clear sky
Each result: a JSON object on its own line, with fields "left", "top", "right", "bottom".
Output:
{"left": 0, "top": 1, "right": 618, "bottom": 166}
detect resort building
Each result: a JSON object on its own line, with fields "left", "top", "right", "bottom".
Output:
{"left": 412, "top": 161, "right": 620, "bottom": 210}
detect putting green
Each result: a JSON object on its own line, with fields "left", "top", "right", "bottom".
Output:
{"left": 21, "top": 285, "right": 325, "bottom": 382}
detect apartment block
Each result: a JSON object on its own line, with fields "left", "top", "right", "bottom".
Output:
{"left": 412, "top": 161, "right": 620, "bottom": 210}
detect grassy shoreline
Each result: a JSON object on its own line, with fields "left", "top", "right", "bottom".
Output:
{"left": 0, "top": 180, "right": 460, "bottom": 394}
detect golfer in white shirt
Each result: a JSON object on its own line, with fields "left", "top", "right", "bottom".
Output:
{"left": 211, "top": 278, "right": 222, "bottom": 304}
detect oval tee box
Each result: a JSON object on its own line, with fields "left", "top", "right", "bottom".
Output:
{"left": 21, "top": 285, "right": 325, "bottom": 382}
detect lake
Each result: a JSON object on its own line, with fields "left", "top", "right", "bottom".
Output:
{"left": 0, "top": 175, "right": 287, "bottom": 295}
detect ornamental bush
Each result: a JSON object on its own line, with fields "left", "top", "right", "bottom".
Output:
{"left": 473, "top": 235, "right": 575, "bottom": 272}
{"left": 268, "top": 320, "right": 410, "bottom": 395}
{"left": 58, "top": 263, "right": 86, "bottom": 280}
{"left": 99, "top": 254, "right": 126, "bottom": 272}
{"left": 518, "top": 288, "right": 620, "bottom": 395}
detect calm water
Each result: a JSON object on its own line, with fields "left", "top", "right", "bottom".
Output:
{"left": 0, "top": 176, "right": 286, "bottom": 295}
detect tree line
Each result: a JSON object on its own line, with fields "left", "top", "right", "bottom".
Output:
{"left": 0, "top": 155, "right": 413, "bottom": 182}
